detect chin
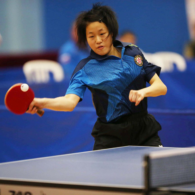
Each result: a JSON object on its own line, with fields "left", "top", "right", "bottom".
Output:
{"left": 95, "top": 49, "right": 109, "bottom": 56}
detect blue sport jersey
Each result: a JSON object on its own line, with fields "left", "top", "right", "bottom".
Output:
{"left": 66, "top": 40, "right": 161, "bottom": 123}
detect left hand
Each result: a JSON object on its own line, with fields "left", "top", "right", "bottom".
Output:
{"left": 129, "top": 90, "right": 145, "bottom": 106}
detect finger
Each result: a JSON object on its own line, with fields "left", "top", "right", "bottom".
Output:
{"left": 129, "top": 91, "right": 132, "bottom": 102}
{"left": 129, "top": 91, "right": 135, "bottom": 102}
{"left": 28, "top": 100, "right": 35, "bottom": 112}
{"left": 26, "top": 109, "right": 31, "bottom": 113}
{"left": 132, "top": 93, "right": 137, "bottom": 102}
{"left": 27, "top": 106, "right": 37, "bottom": 114}
{"left": 135, "top": 98, "right": 141, "bottom": 106}
{"left": 135, "top": 95, "right": 143, "bottom": 106}
{"left": 31, "top": 106, "right": 38, "bottom": 114}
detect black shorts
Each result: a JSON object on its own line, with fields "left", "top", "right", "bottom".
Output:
{"left": 91, "top": 111, "right": 162, "bottom": 150}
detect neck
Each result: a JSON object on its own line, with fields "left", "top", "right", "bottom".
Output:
{"left": 108, "top": 44, "right": 121, "bottom": 58}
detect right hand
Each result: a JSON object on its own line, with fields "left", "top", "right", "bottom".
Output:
{"left": 129, "top": 89, "right": 145, "bottom": 106}
{"left": 26, "top": 98, "right": 45, "bottom": 114}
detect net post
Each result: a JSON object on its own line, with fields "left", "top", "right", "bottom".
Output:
{"left": 144, "top": 154, "right": 151, "bottom": 195}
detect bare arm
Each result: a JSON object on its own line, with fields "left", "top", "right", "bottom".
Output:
{"left": 27, "top": 94, "right": 80, "bottom": 114}
{"left": 129, "top": 73, "right": 167, "bottom": 106}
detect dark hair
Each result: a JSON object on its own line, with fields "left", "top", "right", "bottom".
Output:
{"left": 76, "top": 3, "right": 118, "bottom": 48}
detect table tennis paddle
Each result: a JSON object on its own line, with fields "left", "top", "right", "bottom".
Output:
{"left": 4, "top": 83, "right": 44, "bottom": 117}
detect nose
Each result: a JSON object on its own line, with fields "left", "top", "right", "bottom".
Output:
{"left": 95, "top": 35, "right": 102, "bottom": 44}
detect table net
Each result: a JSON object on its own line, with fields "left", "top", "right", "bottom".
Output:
{"left": 144, "top": 148, "right": 195, "bottom": 189}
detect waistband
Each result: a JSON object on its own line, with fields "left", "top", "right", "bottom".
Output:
{"left": 99, "top": 111, "right": 148, "bottom": 124}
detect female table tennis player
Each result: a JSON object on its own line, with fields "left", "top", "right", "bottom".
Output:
{"left": 27, "top": 3, "right": 167, "bottom": 150}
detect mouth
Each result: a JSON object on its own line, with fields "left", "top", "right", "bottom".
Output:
{"left": 97, "top": 46, "right": 104, "bottom": 50}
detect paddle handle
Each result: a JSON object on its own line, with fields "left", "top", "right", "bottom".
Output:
{"left": 37, "top": 109, "right": 45, "bottom": 117}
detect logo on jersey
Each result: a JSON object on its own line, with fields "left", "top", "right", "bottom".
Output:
{"left": 134, "top": 55, "right": 143, "bottom": 66}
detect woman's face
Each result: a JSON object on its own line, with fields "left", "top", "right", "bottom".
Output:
{"left": 86, "top": 21, "right": 113, "bottom": 56}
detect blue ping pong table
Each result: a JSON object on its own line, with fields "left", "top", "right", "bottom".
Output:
{"left": 0, "top": 146, "right": 195, "bottom": 195}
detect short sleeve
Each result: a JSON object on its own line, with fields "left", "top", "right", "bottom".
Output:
{"left": 140, "top": 49, "right": 161, "bottom": 82}
{"left": 66, "top": 70, "right": 87, "bottom": 101}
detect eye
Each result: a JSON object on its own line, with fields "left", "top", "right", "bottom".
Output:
{"left": 100, "top": 33, "right": 105, "bottom": 35}
{"left": 89, "top": 36, "right": 94, "bottom": 38}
